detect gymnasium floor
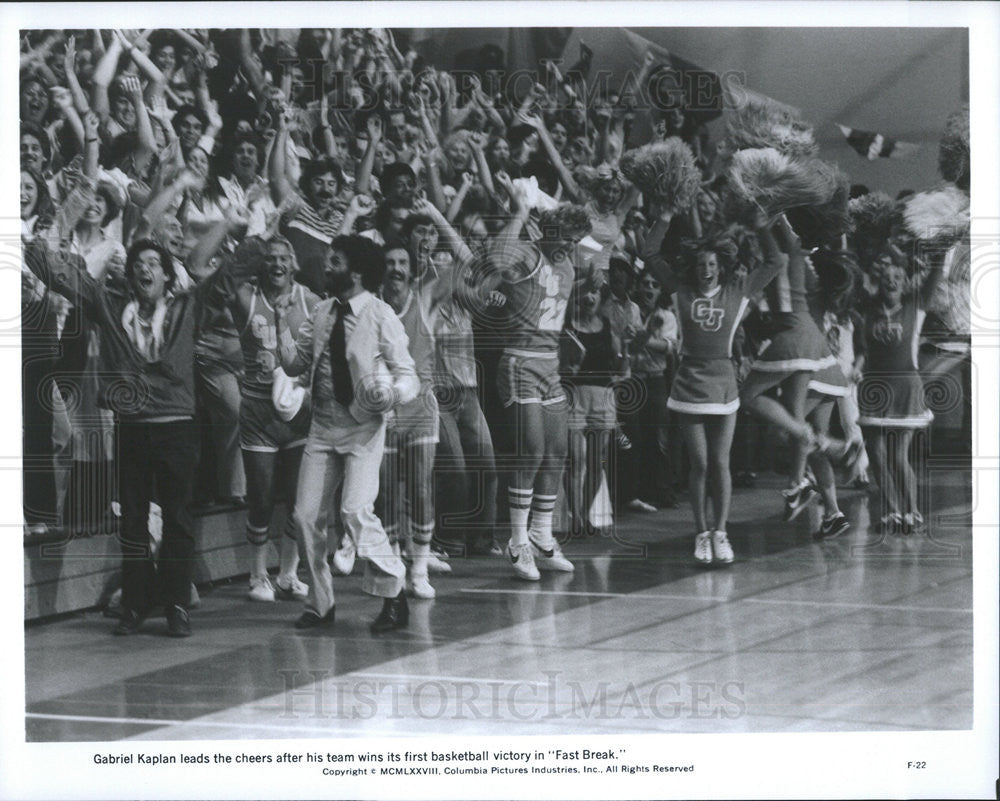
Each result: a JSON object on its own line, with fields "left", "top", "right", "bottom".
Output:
{"left": 24, "top": 469, "right": 973, "bottom": 742}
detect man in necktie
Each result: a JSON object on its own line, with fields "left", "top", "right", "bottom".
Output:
{"left": 276, "top": 235, "right": 419, "bottom": 633}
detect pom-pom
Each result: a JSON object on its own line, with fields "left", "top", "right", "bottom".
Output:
{"left": 724, "top": 97, "right": 818, "bottom": 158}
{"left": 785, "top": 163, "right": 851, "bottom": 248}
{"left": 619, "top": 138, "right": 701, "bottom": 215}
{"left": 848, "top": 192, "right": 901, "bottom": 266}
{"left": 902, "top": 184, "right": 970, "bottom": 245}
{"left": 938, "top": 106, "right": 969, "bottom": 188}
{"left": 724, "top": 148, "right": 838, "bottom": 225}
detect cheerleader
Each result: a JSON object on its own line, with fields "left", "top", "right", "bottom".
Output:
{"left": 802, "top": 249, "right": 866, "bottom": 538}
{"left": 857, "top": 244, "right": 944, "bottom": 534}
{"left": 739, "top": 218, "right": 840, "bottom": 522}
{"left": 643, "top": 212, "right": 784, "bottom": 564}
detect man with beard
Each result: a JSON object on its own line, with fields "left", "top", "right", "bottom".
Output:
{"left": 275, "top": 235, "right": 418, "bottom": 633}
{"left": 269, "top": 101, "right": 346, "bottom": 296}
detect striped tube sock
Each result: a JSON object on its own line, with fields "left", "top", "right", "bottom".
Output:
{"left": 529, "top": 494, "right": 558, "bottom": 547}
{"left": 508, "top": 487, "right": 533, "bottom": 547}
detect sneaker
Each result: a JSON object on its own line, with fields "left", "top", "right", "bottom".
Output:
{"left": 817, "top": 512, "right": 850, "bottom": 539}
{"left": 615, "top": 429, "right": 633, "bottom": 450}
{"left": 165, "top": 604, "right": 191, "bottom": 638}
{"left": 529, "top": 536, "right": 574, "bottom": 572}
{"left": 112, "top": 607, "right": 147, "bottom": 636}
{"left": 626, "top": 498, "right": 658, "bottom": 513}
{"left": 712, "top": 530, "right": 734, "bottom": 563}
{"left": 507, "top": 542, "right": 540, "bottom": 581}
{"left": 427, "top": 548, "right": 452, "bottom": 574}
{"left": 694, "top": 531, "right": 713, "bottom": 564}
{"left": 332, "top": 539, "right": 356, "bottom": 575}
{"left": 782, "top": 480, "right": 819, "bottom": 522}
{"left": 489, "top": 540, "right": 504, "bottom": 557}
{"left": 248, "top": 575, "right": 276, "bottom": 602}
{"left": 407, "top": 573, "right": 436, "bottom": 600}
{"left": 876, "top": 513, "right": 903, "bottom": 535}
{"left": 275, "top": 574, "right": 310, "bottom": 601}
{"left": 901, "top": 512, "right": 924, "bottom": 535}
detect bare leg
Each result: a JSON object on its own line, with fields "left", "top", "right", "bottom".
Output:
{"left": 680, "top": 417, "right": 709, "bottom": 533}
{"left": 567, "top": 428, "right": 586, "bottom": 532}
{"left": 705, "top": 412, "right": 738, "bottom": 532}
{"left": 806, "top": 401, "right": 840, "bottom": 516}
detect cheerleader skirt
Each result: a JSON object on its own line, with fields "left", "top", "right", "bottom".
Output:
{"left": 807, "top": 362, "right": 850, "bottom": 398}
{"left": 752, "top": 311, "right": 836, "bottom": 374}
{"left": 857, "top": 371, "right": 933, "bottom": 428}
{"left": 667, "top": 357, "right": 739, "bottom": 415}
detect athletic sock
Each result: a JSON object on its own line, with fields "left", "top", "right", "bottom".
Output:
{"left": 528, "top": 493, "right": 558, "bottom": 547}
{"left": 508, "top": 487, "right": 532, "bottom": 547}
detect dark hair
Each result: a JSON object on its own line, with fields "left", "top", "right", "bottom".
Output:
{"left": 95, "top": 182, "right": 123, "bottom": 228}
{"left": 329, "top": 235, "right": 385, "bottom": 291}
{"left": 298, "top": 156, "right": 343, "bottom": 195}
{"left": 383, "top": 237, "right": 410, "bottom": 256}
{"left": 678, "top": 234, "right": 738, "bottom": 288}
{"left": 810, "top": 248, "right": 860, "bottom": 316}
{"left": 608, "top": 256, "right": 635, "bottom": 288}
{"left": 171, "top": 104, "right": 209, "bottom": 135}
{"left": 125, "top": 239, "right": 177, "bottom": 289}
{"left": 20, "top": 165, "right": 55, "bottom": 232}
{"left": 381, "top": 161, "right": 416, "bottom": 194}
{"left": 148, "top": 30, "right": 180, "bottom": 57}
{"left": 226, "top": 130, "right": 263, "bottom": 173}
{"left": 401, "top": 213, "right": 434, "bottom": 243}
{"left": 20, "top": 122, "right": 52, "bottom": 169}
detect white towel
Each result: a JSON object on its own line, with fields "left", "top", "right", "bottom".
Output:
{"left": 271, "top": 366, "right": 306, "bottom": 421}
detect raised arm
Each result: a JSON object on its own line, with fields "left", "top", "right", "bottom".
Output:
{"left": 90, "top": 34, "right": 124, "bottom": 123}
{"left": 23, "top": 238, "right": 100, "bottom": 318}
{"left": 337, "top": 193, "right": 377, "bottom": 236}
{"left": 521, "top": 113, "right": 581, "bottom": 202}
{"left": 746, "top": 217, "right": 791, "bottom": 298}
{"left": 640, "top": 208, "right": 677, "bottom": 284}
{"left": 267, "top": 106, "right": 296, "bottom": 207}
{"left": 354, "top": 115, "right": 383, "bottom": 197}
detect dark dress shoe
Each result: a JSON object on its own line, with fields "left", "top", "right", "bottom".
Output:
{"left": 165, "top": 605, "right": 191, "bottom": 638}
{"left": 370, "top": 591, "right": 409, "bottom": 634}
{"left": 294, "top": 607, "right": 336, "bottom": 629}
{"left": 112, "top": 607, "right": 147, "bottom": 636}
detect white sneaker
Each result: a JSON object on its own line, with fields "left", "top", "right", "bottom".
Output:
{"left": 407, "top": 573, "right": 436, "bottom": 600}
{"left": 332, "top": 539, "right": 356, "bottom": 575}
{"left": 712, "top": 530, "right": 734, "bottom": 564}
{"left": 426, "top": 552, "right": 452, "bottom": 574}
{"left": 275, "top": 574, "right": 309, "bottom": 601}
{"left": 694, "top": 531, "right": 713, "bottom": 564}
{"left": 507, "top": 542, "right": 540, "bottom": 581}
{"left": 626, "top": 498, "right": 658, "bottom": 513}
{"left": 530, "top": 536, "right": 574, "bottom": 572}
{"left": 248, "top": 575, "right": 275, "bottom": 602}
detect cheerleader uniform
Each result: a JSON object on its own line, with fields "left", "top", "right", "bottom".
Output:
{"left": 668, "top": 283, "right": 749, "bottom": 415}
{"left": 751, "top": 251, "right": 835, "bottom": 374}
{"left": 857, "top": 296, "right": 933, "bottom": 428}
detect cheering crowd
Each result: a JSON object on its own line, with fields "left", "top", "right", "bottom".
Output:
{"left": 20, "top": 28, "right": 971, "bottom": 637}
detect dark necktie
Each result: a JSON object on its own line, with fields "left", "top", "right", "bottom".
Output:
{"left": 329, "top": 302, "right": 353, "bottom": 407}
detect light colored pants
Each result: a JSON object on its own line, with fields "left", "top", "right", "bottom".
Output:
{"left": 295, "top": 425, "right": 405, "bottom": 616}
